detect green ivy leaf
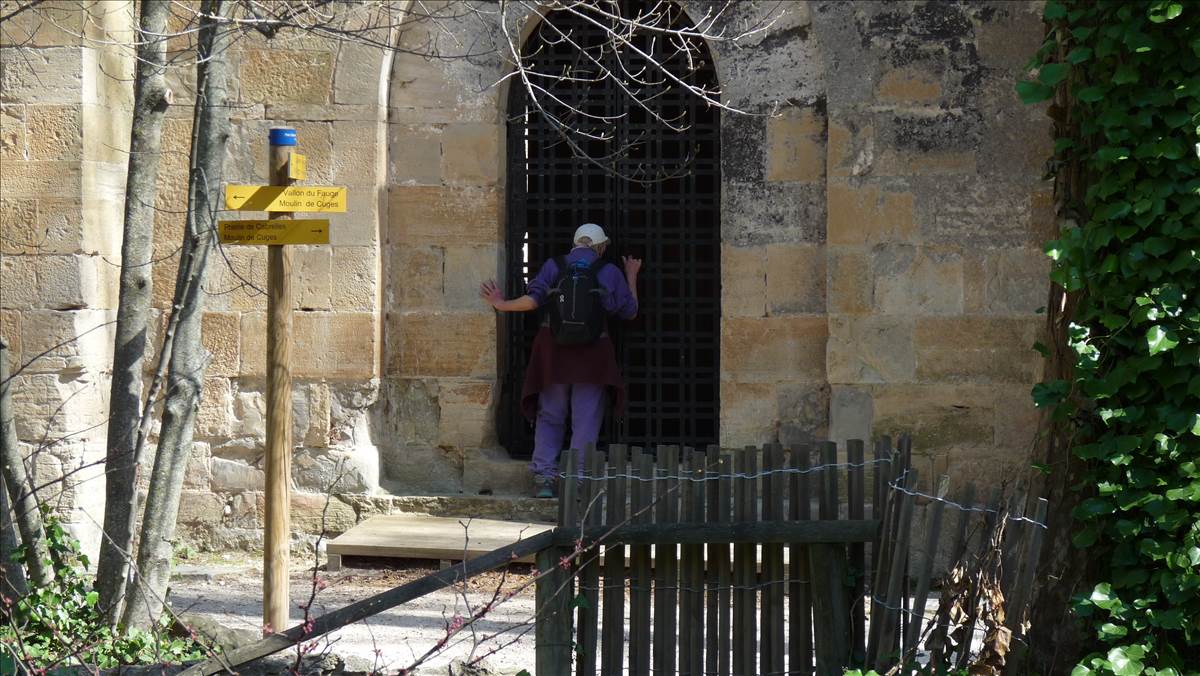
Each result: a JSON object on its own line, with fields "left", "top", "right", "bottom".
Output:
{"left": 1067, "top": 46, "right": 1094, "bottom": 64}
{"left": 1040, "top": 62, "right": 1071, "bottom": 86}
{"left": 1113, "top": 64, "right": 1140, "bottom": 85}
{"left": 1017, "top": 80, "right": 1055, "bottom": 104}
{"left": 1078, "top": 85, "right": 1107, "bottom": 102}
{"left": 1107, "top": 646, "right": 1145, "bottom": 676}
{"left": 1146, "top": 325, "right": 1179, "bottom": 354}
{"left": 1044, "top": 1, "right": 1068, "bottom": 20}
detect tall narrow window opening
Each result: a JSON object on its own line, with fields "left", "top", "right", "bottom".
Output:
{"left": 500, "top": 1, "right": 721, "bottom": 456}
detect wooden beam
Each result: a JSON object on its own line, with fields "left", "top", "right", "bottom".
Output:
{"left": 559, "top": 519, "right": 879, "bottom": 547}
{"left": 180, "top": 529, "right": 556, "bottom": 676}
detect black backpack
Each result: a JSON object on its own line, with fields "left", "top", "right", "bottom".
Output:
{"left": 547, "top": 255, "right": 608, "bottom": 346}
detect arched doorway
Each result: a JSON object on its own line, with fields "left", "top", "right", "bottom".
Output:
{"left": 499, "top": 1, "right": 721, "bottom": 456}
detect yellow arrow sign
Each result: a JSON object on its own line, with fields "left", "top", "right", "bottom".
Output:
{"left": 224, "top": 185, "right": 346, "bottom": 212}
{"left": 218, "top": 219, "right": 330, "bottom": 245}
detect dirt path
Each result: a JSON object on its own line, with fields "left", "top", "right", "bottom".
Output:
{"left": 169, "top": 557, "right": 540, "bottom": 675}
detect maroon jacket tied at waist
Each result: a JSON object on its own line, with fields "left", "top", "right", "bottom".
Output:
{"left": 520, "top": 326, "right": 626, "bottom": 422}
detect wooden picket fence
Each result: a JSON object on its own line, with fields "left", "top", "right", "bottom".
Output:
{"left": 535, "top": 437, "right": 1051, "bottom": 676}
{"left": 184, "top": 435, "right": 1049, "bottom": 676}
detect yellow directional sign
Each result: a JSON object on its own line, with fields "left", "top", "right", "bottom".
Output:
{"left": 288, "top": 152, "right": 306, "bottom": 180}
{"left": 218, "top": 219, "right": 330, "bottom": 245}
{"left": 224, "top": 185, "right": 346, "bottom": 213}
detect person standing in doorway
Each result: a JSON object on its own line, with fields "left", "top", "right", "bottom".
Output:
{"left": 480, "top": 224, "right": 642, "bottom": 498}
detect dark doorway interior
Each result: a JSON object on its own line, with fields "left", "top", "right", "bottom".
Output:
{"left": 500, "top": 2, "right": 721, "bottom": 457}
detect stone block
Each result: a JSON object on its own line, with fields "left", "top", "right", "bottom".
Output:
{"left": 26, "top": 104, "right": 81, "bottom": 160}
{"left": 777, "top": 382, "right": 830, "bottom": 442}
{"left": 873, "top": 245, "right": 963, "bottom": 316}
{"left": 766, "top": 109, "right": 825, "bottom": 183}
{"left": 18, "top": 309, "right": 113, "bottom": 373}
{"left": 721, "top": 113, "right": 766, "bottom": 184}
{"left": 241, "top": 311, "right": 376, "bottom": 378}
{"left": 293, "top": 245, "right": 332, "bottom": 310}
{"left": 827, "top": 248, "right": 872, "bottom": 315}
{"left": 876, "top": 68, "right": 942, "bottom": 103}
{"left": 0, "top": 198, "right": 37, "bottom": 254}
{"left": 293, "top": 447, "right": 378, "bottom": 494}
{"left": 437, "top": 380, "right": 494, "bottom": 449}
{"left": 332, "top": 185, "right": 380, "bottom": 247}
{"left": 923, "top": 177, "right": 1033, "bottom": 248}
{"left": 720, "top": 381, "right": 777, "bottom": 448}
{"left": 971, "top": 248, "right": 1051, "bottom": 315}
{"left": 201, "top": 311, "right": 240, "bottom": 377}
{"left": 914, "top": 316, "right": 1041, "bottom": 383}
{"left": 290, "top": 493, "right": 359, "bottom": 535}
{"left": 392, "top": 312, "right": 494, "bottom": 378}
{"left": 380, "top": 377, "right": 440, "bottom": 446}
{"left": 1, "top": 104, "right": 24, "bottom": 160}
{"left": 874, "top": 149, "right": 976, "bottom": 177}
{"left": 389, "top": 185, "right": 499, "bottom": 247}
{"left": 196, "top": 376, "right": 233, "bottom": 438}
{"left": 827, "top": 315, "right": 915, "bottom": 384}
{"left": 441, "top": 123, "right": 500, "bottom": 186}
{"left": 827, "top": 117, "right": 873, "bottom": 178}
{"left": 40, "top": 250, "right": 108, "bottom": 309}
{"left": 331, "top": 246, "right": 377, "bottom": 311}
{"left": 378, "top": 444, "right": 463, "bottom": 495}
{"left": 993, "top": 383, "right": 1041, "bottom": 450}
{"left": 827, "top": 180, "right": 915, "bottom": 245}
{"left": 0, "top": 3, "right": 86, "bottom": 47}
{"left": 388, "top": 125, "right": 442, "bottom": 185}
{"left": 0, "top": 255, "right": 37, "bottom": 309}
{"left": 388, "top": 50, "right": 461, "bottom": 112}
{"left": 442, "top": 245, "right": 497, "bottom": 310}
{"left": 721, "top": 244, "right": 766, "bottom": 317}
{"left": 292, "top": 381, "right": 331, "bottom": 447}
{"left": 765, "top": 243, "right": 825, "bottom": 315}
{"left": 0, "top": 159, "right": 81, "bottom": 198}
{"left": 333, "top": 41, "right": 385, "bottom": 105}
{"left": 0, "top": 47, "right": 83, "bottom": 104}
{"left": 177, "top": 490, "right": 225, "bottom": 525}
{"left": 723, "top": 181, "right": 825, "bottom": 246}
{"left": 1, "top": 309, "right": 21, "bottom": 358}
{"left": 721, "top": 316, "right": 827, "bottom": 383}
{"left": 239, "top": 49, "right": 333, "bottom": 104}
{"left": 829, "top": 385, "right": 873, "bottom": 446}
{"left": 183, "top": 442, "right": 212, "bottom": 490}
{"left": 871, "top": 383, "right": 995, "bottom": 451}
{"left": 210, "top": 457, "right": 264, "bottom": 493}
{"left": 462, "top": 447, "right": 533, "bottom": 496}
{"left": 329, "top": 120, "right": 380, "bottom": 187}
{"left": 221, "top": 246, "right": 268, "bottom": 312}
{"left": 389, "top": 245, "right": 443, "bottom": 311}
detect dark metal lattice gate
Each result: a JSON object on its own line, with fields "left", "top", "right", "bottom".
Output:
{"left": 501, "top": 2, "right": 721, "bottom": 458}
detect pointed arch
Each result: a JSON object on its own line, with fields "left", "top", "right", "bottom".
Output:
{"left": 499, "top": 0, "right": 722, "bottom": 455}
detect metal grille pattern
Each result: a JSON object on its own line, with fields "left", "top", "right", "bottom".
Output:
{"left": 501, "top": 2, "right": 720, "bottom": 457}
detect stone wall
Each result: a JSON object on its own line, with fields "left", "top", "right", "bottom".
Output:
{"left": 0, "top": 0, "right": 1052, "bottom": 555}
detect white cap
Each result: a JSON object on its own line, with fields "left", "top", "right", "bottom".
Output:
{"left": 573, "top": 223, "right": 608, "bottom": 246}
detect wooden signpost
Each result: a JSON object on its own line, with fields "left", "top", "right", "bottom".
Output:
{"left": 222, "top": 127, "right": 346, "bottom": 634}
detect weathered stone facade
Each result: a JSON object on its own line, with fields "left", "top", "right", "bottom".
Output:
{"left": 0, "top": 1, "right": 1051, "bottom": 555}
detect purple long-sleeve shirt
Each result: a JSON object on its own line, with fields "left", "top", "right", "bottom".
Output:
{"left": 526, "top": 247, "right": 638, "bottom": 320}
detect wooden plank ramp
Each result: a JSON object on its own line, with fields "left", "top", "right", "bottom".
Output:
{"left": 326, "top": 513, "right": 555, "bottom": 569}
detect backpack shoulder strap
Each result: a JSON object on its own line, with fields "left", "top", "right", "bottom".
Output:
{"left": 554, "top": 255, "right": 569, "bottom": 279}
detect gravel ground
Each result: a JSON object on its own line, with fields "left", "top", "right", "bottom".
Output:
{"left": 169, "top": 557, "right": 541, "bottom": 675}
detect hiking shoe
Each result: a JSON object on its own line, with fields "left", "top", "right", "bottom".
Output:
{"left": 533, "top": 475, "right": 557, "bottom": 499}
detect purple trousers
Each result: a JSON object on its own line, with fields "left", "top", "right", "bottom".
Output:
{"left": 529, "top": 383, "right": 605, "bottom": 479}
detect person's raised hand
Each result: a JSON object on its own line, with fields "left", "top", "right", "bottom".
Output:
{"left": 622, "top": 255, "right": 643, "bottom": 278}
{"left": 479, "top": 279, "right": 504, "bottom": 309}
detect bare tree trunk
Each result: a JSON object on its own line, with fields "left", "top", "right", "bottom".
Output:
{"left": 120, "top": 0, "right": 234, "bottom": 630}
{"left": 95, "top": 0, "right": 172, "bottom": 626}
{"left": 0, "top": 339, "right": 53, "bottom": 588}
{"left": 1, "top": 460, "right": 27, "bottom": 603}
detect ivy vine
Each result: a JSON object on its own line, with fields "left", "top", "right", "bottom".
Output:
{"left": 1018, "top": 1, "right": 1199, "bottom": 674}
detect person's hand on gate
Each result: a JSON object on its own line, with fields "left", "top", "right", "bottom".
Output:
{"left": 622, "top": 255, "right": 643, "bottom": 280}
{"left": 479, "top": 279, "right": 505, "bottom": 309}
